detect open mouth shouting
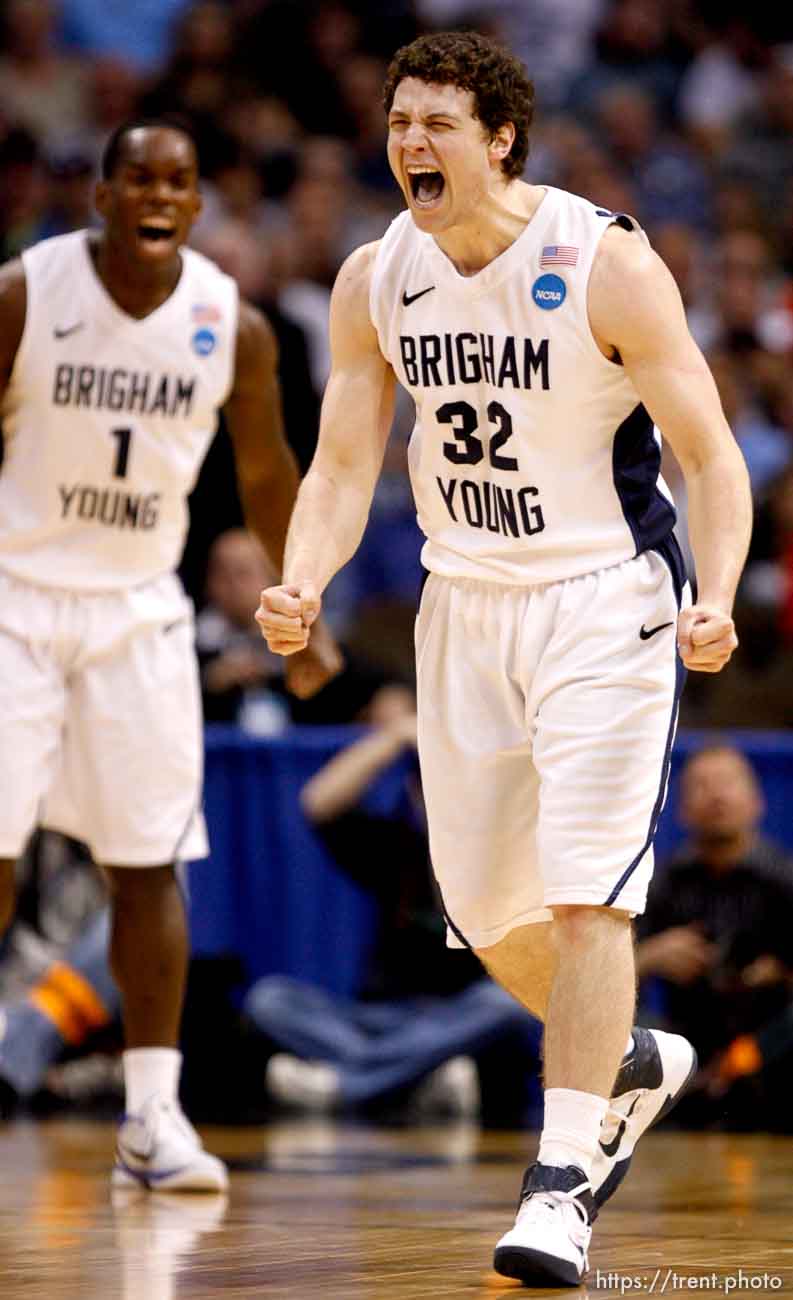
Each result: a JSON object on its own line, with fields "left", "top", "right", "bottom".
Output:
{"left": 136, "top": 216, "right": 178, "bottom": 250}
{"left": 407, "top": 164, "right": 445, "bottom": 210}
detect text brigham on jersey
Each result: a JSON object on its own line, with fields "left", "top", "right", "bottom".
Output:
{"left": 52, "top": 364, "right": 197, "bottom": 418}
{"left": 399, "top": 331, "right": 550, "bottom": 390}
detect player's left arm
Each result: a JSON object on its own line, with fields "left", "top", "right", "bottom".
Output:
{"left": 224, "top": 299, "right": 342, "bottom": 697}
{"left": 589, "top": 225, "right": 752, "bottom": 673}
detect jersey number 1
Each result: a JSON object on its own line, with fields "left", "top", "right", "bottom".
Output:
{"left": 110, "top": 427, "right": 132, "bottom": 478}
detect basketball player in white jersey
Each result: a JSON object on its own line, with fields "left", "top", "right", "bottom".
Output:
{"left": 256, "top": 32, "right": 752, "bottom": 1284}
{"left": 0, "top": 119, "right": 340, "bottom": 1191}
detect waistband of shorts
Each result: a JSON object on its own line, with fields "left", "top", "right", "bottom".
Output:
{"left": 0, "top": 563, "right": 181, "bottom": 601}
{"left": 422, "top": 550, "right": 664, "bottom": 597}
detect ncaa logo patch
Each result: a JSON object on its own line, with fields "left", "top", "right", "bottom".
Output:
{"left": 192, "top": 327, "right": 216, "bottom": 357}
{"left": 532, "top": 273, "right": 566, "bottom": 310}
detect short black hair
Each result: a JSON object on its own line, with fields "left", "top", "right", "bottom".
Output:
{"left": 101, "top": 116, "right": 200, "bottom": 180}
{"left": 383, "top": 31, "right": 534, "bottom": 181}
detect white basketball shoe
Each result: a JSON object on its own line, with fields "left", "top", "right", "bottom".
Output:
{"left": 591, "top": 1026, "right": 697, "bottom": 1211}
{"left": 493, "top": 1163, "right": 594, "bottom": 1287}
{"left": 113, "top": 1096, "right": 229, "bottom": 1192}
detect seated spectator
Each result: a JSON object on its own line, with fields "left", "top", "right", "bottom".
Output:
{"left": 197, "top": 528, "right": 289, "bottom": 735}
{"left": 636, "top": 745, "right": 793, "bottom": 1130}
{"left": 0, "top": 830, "right": 119, "bottom": 1113}
{"left": 0, "top": 829, "right": 258, "bottom": 1122}
{"left": 196, "top": 525, "right": 397, "bottom": 729}
{"left": 244, "top": 695, "right": 542, "bottom": 1123}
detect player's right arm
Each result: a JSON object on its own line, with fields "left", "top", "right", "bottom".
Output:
{"left": 256, "top": 241, "right": 396, "bottom": 656}
{"left": 0, "top": 261, "right": 27, "bottom": 394}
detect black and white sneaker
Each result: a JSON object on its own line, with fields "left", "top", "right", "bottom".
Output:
{"left": 591, "top": 1027, "right": 697, "bottom": 1211}
{"left": 493, "top": 1163, "right": 594, "bottom": 1287}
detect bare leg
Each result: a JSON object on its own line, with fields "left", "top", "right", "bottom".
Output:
{"left": 105, "top": 864, "right": 187, "bottom": 1048}
{"left": 107, "top": 864, "right": 227, "bottom": 1190}
{"left": 0, "top": 860, "right": 15, "bottom": 935}
{"left": 476, "top": 909, "right": 635, "bottom": 1097}
{"left": 544, "top": 905, "right": 635, "bottom": 1097}
{"left": 475, "top": 920, "right": 555, "bottom": 1021}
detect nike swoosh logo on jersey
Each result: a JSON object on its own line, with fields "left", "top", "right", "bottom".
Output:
{"left": 639, "top": 621, "right": 674, "bottom": 640}
{"left": 402, "top": 286, "right": 435, "bottom": 307}
{"left": 53, "top": 322, "right": 85, "bottom": 339}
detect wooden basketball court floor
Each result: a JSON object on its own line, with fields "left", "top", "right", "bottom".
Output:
{"left": 0, "top": 1118, "right": 791, "bottom": 1298}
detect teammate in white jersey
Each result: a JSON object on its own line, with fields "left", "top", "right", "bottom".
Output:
{"left": 0, "top": 119, "right": 340, "bottom": 1191}
{"left": 256, "top": 32, "right": 752, "bottom": 1284}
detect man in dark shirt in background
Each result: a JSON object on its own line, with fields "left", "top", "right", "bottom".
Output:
{"left": 637, "top": 745, "right": 793, "bottom": 1129}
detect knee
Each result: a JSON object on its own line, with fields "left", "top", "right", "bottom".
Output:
{"left": 243, "top": 976, "right": 303, "bottom": 1024}
{"left": 0, "top": 859, "right": 16, "bottom": 934}
{"left": 105, "top": 863, "right": 178, "bottom": 901}
{"left": 551, "top": 904, "right": 631, "bottom": 953}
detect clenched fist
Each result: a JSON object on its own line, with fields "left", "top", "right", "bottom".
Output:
{"left": 677, "top": 605, "right": 738, "bottom": 673}
{"left": 256, "top": 582, "right": 320, "bottom": 655}
{"left": 256, "top": 581, "right": 343, "bottom": 699}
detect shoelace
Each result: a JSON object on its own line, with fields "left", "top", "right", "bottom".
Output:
{"left": 600, "top": 1088, "right": 650, "bottom": 1147}
{"left": 516, "top": 1185, "right": 591, "bottom": 1267}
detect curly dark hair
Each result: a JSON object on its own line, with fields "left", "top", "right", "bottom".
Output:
{"left": 382, "top": 31, "right": 534, "bottom": 181}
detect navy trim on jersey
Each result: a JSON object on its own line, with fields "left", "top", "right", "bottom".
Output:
{"left": 441, "top": 898, "right": 474, "bottom": 950}
{"left": 652, "top": 532, "right": 687, "bottom": 607}
{"left": 612, "top": 404, "right": 677, "bottom": 558}
{"left": 604, "top": 651, "right": 687, "bottom": 908}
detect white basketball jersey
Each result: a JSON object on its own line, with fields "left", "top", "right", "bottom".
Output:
{"left": 370, "top": 186, "right": 676, "bottom": 585}
{"left": 0, "top": 231, "right": 238, "bottom": 590}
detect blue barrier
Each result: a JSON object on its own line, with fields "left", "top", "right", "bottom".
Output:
{"left": 190, "top": 726, "right": 410, "bottom": 995}
{"left": 189, "top": 727, "right": 793, "bottom": 995}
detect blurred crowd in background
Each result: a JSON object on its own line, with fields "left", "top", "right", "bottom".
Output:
{"left": 2, "top": 0, "right": 793, "bottom": 726}
{"left": 1, "top": 0, "right": 793, "bottom": 1133}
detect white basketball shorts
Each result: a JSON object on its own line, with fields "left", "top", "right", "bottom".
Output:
{"left": 0, "top": 569, "right": 208, "bottom": 867}
{"left": 415, "top": 547, "right": 688, "bottom": 950}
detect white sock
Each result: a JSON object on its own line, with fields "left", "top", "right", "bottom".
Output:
{"left": 625, "top": 1033, "right": 634, "bottom": 1057}
{"left": 123, "top": 1047, "right": 182, "bottom": 1114}
{"left": 538, "top": 1087, "right": 609, "bottom": 1180}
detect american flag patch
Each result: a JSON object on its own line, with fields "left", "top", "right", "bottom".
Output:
{"left": 192, "top": 304, "right": 222, "bottom": 324}
{"left": 540, "top": 245, "right": 579, "bottom": 268}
